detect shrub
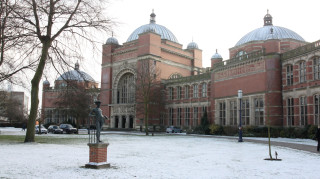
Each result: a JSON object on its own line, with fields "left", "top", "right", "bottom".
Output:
{"left": 209, "top": 124, "right": 223, "bottom": 135}
{"left": 223, "top": 126, "right": 238, "bottom": 136}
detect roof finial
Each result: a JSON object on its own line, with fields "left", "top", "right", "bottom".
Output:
{"left": 264, "top": 9, "right": 273, "bottom": 26}
{"left": 216, "top": 49, "right": 218, "bottom": 53}
{"left": 75, "top": 61, "right": 79, "bottom": 70}
{"left": 112, "top": 31, "right": 113, "bottom": 37}
{"left": 150, "top": 9, "right": 156, "bottom": 23}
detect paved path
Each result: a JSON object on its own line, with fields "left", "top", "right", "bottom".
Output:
{"left": 212, "top": 135, "right": 320, "bottom": 154}
{"left": 244, "top": 138, "right": 319, "bottom": 154}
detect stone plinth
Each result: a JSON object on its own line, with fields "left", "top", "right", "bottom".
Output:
{"left": 85, "top": 143, "right": 110, "bottom": 169}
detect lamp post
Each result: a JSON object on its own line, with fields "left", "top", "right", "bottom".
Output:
{"left": 238, "top": 90, "right": 243, "bottom": 142}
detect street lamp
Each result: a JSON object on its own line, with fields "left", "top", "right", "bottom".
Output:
{"left": 238, "top": 90, "right": 243, "bottom": 142}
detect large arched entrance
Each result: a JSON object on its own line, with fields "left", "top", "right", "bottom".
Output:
{"left": 110, "top": 70, "right": 136, "bottom": 130}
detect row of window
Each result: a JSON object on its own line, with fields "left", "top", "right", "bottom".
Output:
{"left": 286, "top": 56, "right": 320, "bottom": 85}
{"left": 286, "top": 95, "right": 320, "bottom": 126}
{"left": 168, "top": 83, "right": 208, "bottom": 100}
{"left": 218, "top": 98, "right": 264, "bottom": 126}
{"left": 168, "top": 106, "right": 207, "bottom": 127}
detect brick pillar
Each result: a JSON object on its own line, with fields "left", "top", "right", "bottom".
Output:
{"left": 85, "top": 143, "right": 110, "bottom": 169}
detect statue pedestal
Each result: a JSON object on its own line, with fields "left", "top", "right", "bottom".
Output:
{"left": 85, "top": 143, "right": 110, "bottom": 169}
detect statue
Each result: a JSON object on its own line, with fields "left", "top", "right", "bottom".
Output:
{"left": 89, "top": 100, "right": 107, "bottom": 143}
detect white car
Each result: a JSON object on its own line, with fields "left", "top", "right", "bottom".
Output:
{"left": 166, "top": 126, "right": 182, "bottom": 133}
{"left": 35, "top": 125, "right": 48, "bottom": 134}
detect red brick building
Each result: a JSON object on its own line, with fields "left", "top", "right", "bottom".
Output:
{"left": 42, "top": 62, "right": 99, "bottom": 126}
{"left": 44, "top": 11, "right": 320, "bottom": 130}
{"left": 99, "top": 11, "right": 320, "bottom": 130}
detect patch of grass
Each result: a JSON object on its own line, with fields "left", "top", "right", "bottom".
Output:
{"left": 0, "top": 135, "right": 88, "bottom": 144}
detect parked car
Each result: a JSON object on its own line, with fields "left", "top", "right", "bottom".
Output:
{"left": 59, "top": 124, "right": 77, "bottom": 134}
{"left": 48, "top": 125, "right": 63, "bottom": 134}
{"left": 166, "top": 126, "right": 182, "bottom": 133}
{"left": 35, "top": 125, "right": 48, "bottom": 134}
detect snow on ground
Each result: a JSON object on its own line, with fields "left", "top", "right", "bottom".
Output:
{"left": 0, "top": 127, "right": 320, "bottom": 179}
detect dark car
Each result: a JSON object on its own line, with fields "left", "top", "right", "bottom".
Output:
{"left": 59, "top": 124, "right": 77, "bottom": 134}
{"left": 48, "top": 125, "right": 63, "bottom": 134}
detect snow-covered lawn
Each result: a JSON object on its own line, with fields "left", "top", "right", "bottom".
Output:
{"left": 0, "top": 127, "right": 319, "bottom": 179}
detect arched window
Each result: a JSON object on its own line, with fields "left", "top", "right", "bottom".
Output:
{"left": 299, "top": 61, "right": 306, "bottom": 83}
{"left": 236, "top": 50, "right": 247, "bottom": 60}
{"left": 185, "top": 85, "right": 189, "bottom": 99}
{"left": 193, "top": 84, "right": 198, "bottom": 98}
{"left": 300, "top": 96, "right": 307, "bottom": 126}
{"left": 287, "top": 98, "right": 294, "bottom": 126}
{"left": 117, "top": 73, "right": 134, "bottom": 104}
{"left": 201, "top": 83, "right": 207, "bottom": 97}
{"left": 286, "top": 65, "right": 293, "bottom": 86}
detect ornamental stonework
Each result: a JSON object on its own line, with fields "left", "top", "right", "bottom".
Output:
{"left": 215, "top": 60, "right": 265, "bottom": 81}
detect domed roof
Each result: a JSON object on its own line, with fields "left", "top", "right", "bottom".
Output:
{"left": 43, "top": 79, "right": 50, "bottom": 85}
{"left": 211, "top": 49, "right": 223, "bottom": 59}
{"left": 56, "top": 62, "right": 95, "bottom": 82}
{"left": 235, "top": 11, "right": 305, "bottom": 47}
{"left": 187, "top": 41, "right": 199, "bottom": 49}
{"left": 106, "top": 36, "right": 119, "bottom": 45}
{"left": 126, "top": 11, "right": 178, "bottom": 43}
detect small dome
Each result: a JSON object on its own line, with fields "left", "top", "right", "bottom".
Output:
{"left": 211, "top": 49, "right": 223, "bottom": 59}
{"left": 187, "top": 42, "right": 199, "bottom": 49}
{"left": 43, "top": 80, "right": 50, "bottom": 85}
{"left": 235, "top": 11, "right": 305, "bottom": 47}
{"left": 127, "top": 11, "right": 178, "bottom": 43}
{"left": 57, "top": 63, "right": 95, "bottom": 82}
{"left": 106, "top": 36, "right": 119, "bottom": 45}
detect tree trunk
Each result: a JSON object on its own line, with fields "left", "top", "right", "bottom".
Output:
{"left": 24, "top": 39, "right": 50, "bottom": 142}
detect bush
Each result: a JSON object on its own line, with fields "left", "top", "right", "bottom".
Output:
{"left": 223, "top": 126, "right": 238, "bottom": 136}
{"left": 308, "top": 125, "right": 318, "bottom": 139}
{"left": 209, "top": 124, "right": 223, "bottom": 135}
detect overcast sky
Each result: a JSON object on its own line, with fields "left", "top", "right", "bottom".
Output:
{"left": 104, "top": 0, "right": 320, "bottom": 67}
{"left": 48, "top": 0, "right": 320, "bottom": 85}
{"left": 6, "top": 0, "right": 320, "bottom": 100}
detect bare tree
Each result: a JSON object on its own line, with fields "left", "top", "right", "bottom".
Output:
{"left": 54, "top": 82, "right": 97, "bottom": 129}
{"left": 4, "top": 0, "right": 113, "bottom": 142}
{"left": 0, "top": 91, "right": 26, "bottom": 123}
{"left": 0, "top": 0, "right": 36, "bottom": 85}
{"left": 136, "top": 59, "right": 164, "bottom": 135}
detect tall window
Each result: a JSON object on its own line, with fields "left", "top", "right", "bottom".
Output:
{"left": 185, "top": 86, "right": 189, "bottom": 99}
{"left": 286, "top": 65, "right": 293, "bottom": 86}
{"left": 193, "top": 107, "right": 198, "bottom": 126}
{"left": 169, "top": 87, "right": 174, "bottom": 100}
{"left": 219, "top": 102, "right": 226, "bottom": 125}
{"left": 193, "top": 84, "right": 198, "bottom": 98}
{"left": 242, "top": 99, "right": 250, "bottom": 125}
{"left": 300, "top": 61, "right": 306, "bottom": 83}
{"left": 314, "top": 57, "right": 320, "bottom": 80}
{"left": 177, "top": 86, "right": 182, "bottom": 100}
{"left": 202, "top": 83, "right": 207, "bottom": 97}
{"left": 202, "top": 106, "right": 207, "bottom": 117}
{"left": 169, "top": 108, "right": 174, "bottom": 126}
{"left": 254, "top": 98, "right": 264, "bottom": 125}
{"left": 117, "top": 73, "right": 134, "bottom": 104}
{"left": 300, "top": 96, "right": 307, "bottom": 126}
{"left": 315, "top": 95, "right": 320, "bottom": 125}
{"left": 229, "top": 101, "right": 237, "bottom": 125}
{"left": 177, "top": 108, "right": 182, "bottom": 126}
{"left": 287, "top": 98, "right": 294, "bottom": 126}
{"left": 185, "top": 108, "right": 190, "bottom": 126}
